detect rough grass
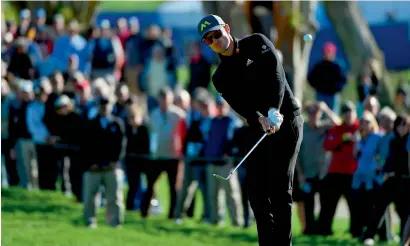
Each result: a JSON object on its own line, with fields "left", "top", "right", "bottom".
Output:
{"left": 1, "top": 174, "right": 400, "bottom": 246}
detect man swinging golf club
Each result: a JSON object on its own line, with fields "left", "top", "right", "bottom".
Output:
{"left": 198, "top": 14, "right": 304, "bottom": 245}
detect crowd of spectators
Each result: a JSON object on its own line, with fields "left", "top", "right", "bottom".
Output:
{"left": 1, "top": 8, "right": 409, "bottom": 246}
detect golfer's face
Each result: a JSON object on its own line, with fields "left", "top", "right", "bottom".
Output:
{"left": 204, "top": 27, "right": 229, "bottom": 53}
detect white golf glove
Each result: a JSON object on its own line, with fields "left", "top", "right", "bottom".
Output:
{"left": 268, "top": 108, "right": 284, "bottom": 129}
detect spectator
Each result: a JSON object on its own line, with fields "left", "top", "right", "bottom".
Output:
{"left": 124, "top": 104, "right": 150, "bottom": 211}
{"left": 139, "top": 24, "right": 163, "bottom": 66}
{"left": 307, "top": 42, "right": 347, "bottom": 114}
{"left": 357, "top": 59, "right": 380, "bottom": 103}
{"left": 8, "top": 80, "right": 34, "bottom": 189}
{"left": 147, "top": 87, "right": 187, "bottom": 219}
{"left": 395, "top": 84, "right": 409, "bottom": 114}
{"left": 52, "top": 20, "right": 88, "bottom": 74}
{"left": 142, "top": 45, "right": 174, "bottom": 112}
{"left": 297, "top": 100, "right": 340, "bottom": 235}
{"left": 27, "top": 78, "right": 59, "bottom": 190}
{"left": 73, "top": 76, "right": 95, "bottom": 120}
{"left": 363, "top": 114, "right": 410, "bottom": 246}
{"left": 230, "top": 120, "right": 255, "bottom": 228}
{"left": 161, "top": 28, "right": 177, "bottom": 88}
{"left": 124, "top": 17, "right": 143, "bottom": 95}
{"left": 33, "top": 8, "right": 47, "bottom": 34}
{"left": 8, "top": 38, "right": 35, "bottom": 80}
{"left": 2, "top": 32, "right": 15, "bottom": 63}
{"left": 116, "top": 18, "right": 130, "bottom": 49}
{"left": 352, "top": 111, "right": 384, "bottom": 238}
{"left": 16, "top": 9, "right": 34, "bottom": 38}
{"left": 187, "top": 41, "right": 212, "bottom": 94}
{"left": 174, "top": 88, "right": 191, "bottom": 113}
{"left": 48, "top": 14, "right": 65, "bottom": 41}
{"left": 53, "top": 95, "right": 85, "bottom": 201}
{"left": 83, "top": 95, "right": 126, "bottom": 228}
{"left": 362, "top": 95, "right": 380, "bottom": 118}
{"left": 113, "top": 84, "right": 134, "bottom": 123}
{"left": 1, "top": 79, "right": 18, "bottom": 186}
{"left": 6, "top": 20, "right": 18, "bottom": 38}
{"left": 175, "top": 95, "right": 213, "bottom": 224}
{"left": 377, "top": 106, "right": 399, "bottom": 241}
{"left": 318, "top": 101, "right": 360, "bottom": 237}
{"left": 89, "top": 20, "right": 124, "bottom": 80}
{"left": 205, "top": 96, "right": 244, "bottom": 227}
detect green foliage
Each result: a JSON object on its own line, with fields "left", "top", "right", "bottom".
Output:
{"left": 58, "top": 6, "right": 75, "bottom": 23}
{"left": 2, "top": 2, "right": 19, "bottom": 23}
{"left": 98, "top": 1, "right": 165, "bottom": 12}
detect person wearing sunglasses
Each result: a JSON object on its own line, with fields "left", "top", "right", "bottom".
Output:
{"left": 197, "top": 14, "right": 303, "bottom": 246}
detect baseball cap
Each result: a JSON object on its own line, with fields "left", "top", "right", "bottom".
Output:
{"left": 197, "top": 14, "right": 225, "bottom": 39}
{"left": 19, "top": 9, "right": 31, "bottom": 19}
{"left": 18, "top": 79, "right": 33, "bottom": 93}
{"left": 36, "top": 8, "right": 46, "bottom": 18}
{"left": 341, "top": 101, "right": 356, "bottom": 114}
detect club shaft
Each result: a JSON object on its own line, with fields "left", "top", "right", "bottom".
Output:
{"left": 229, "top": 132, "right": 268, "bottom": 175}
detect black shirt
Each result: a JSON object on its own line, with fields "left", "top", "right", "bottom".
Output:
{"left": 384, "top": 133, "right": 410, "bottom": 176}
{"left": 212, "top": 33, "right": 300, "bottom": 129}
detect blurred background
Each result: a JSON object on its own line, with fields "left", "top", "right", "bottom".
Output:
{"left": 1, "top": 1, "right": 410, "bottom": 246}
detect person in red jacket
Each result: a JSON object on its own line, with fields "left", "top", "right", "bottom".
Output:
{"left": 317, "top": 101, "right": 361, "bottom": 237}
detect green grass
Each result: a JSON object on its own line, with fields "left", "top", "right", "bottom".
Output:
{"left": 1, "top": 174, "right": 400, "bottom": 246}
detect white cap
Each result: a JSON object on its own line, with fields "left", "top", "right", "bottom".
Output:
{"left": 18, "top": 80, "right": 33, "bottom": 93}
{"left": 55, "top": 95, "right": 72, "bottom": 108}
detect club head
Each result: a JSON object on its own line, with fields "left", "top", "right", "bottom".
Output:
{"left": 213, "top": 173, "right": 231, "bottom": 180}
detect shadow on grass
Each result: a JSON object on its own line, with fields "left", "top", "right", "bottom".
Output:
{"left": 2, "top": 187, "right": 78, "bottom": 215}
{"left": 125, "top": 217, "right": 365, "bottom": 246}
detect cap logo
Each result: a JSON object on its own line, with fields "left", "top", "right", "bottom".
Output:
{"left": 200, "top": 20, "right": 211, "bottom": 31}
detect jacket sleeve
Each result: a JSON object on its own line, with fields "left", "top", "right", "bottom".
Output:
{"left": 323, "top": 126, "right": 345, "bottom": 151}
{"left": 252, "top": 33, "right": 285, "bottom": 111}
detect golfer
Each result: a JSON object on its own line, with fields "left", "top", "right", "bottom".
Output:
{"left": 198, "top": 15, "right": 303, "bottom": 245}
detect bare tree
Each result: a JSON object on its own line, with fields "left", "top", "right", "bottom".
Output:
{"left": 272, "top": 1, "right": 317, "bottom": 102}
{"left": 324, "top": 1, "right": 394, "bottom": 106}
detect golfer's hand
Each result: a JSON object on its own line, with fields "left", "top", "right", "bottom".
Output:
{"left": 258, "top": 116, "right": 276, "bottom": 135}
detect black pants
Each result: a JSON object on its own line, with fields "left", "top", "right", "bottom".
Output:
{"left": 364, "top": 176, "right": 410, "bottom": 240}
{"left": 317, "top": 173, "right": 360, "bottom": 236}
{"left": 140, "top": 159, "right": 180, "bottom": 219}
{"left": 69, "top": 152, "right": 85, "bottom": 203}
{"left": 354, "top": 184, "right": 387, "bottom": 240}
{"left": 36, "top": 145, "right": 59, "bottom": 190}
{"left": 124, "top": 157, "right": 147, "bottom": 211}
{"left": 302, "top": 176, "right": 321, "bottom": 234}
{"left": 1, "top": 138, "right": 19, "bottom": 186}
{"left": 245, "top": 115, "right": 303, "bottom": 246}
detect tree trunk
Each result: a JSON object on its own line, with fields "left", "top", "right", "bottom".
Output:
{"left": 324, "top": 1, "right": 394, "bottom": 106}
{"left": 273, "top": 1, "right": 317, "bottom": 103}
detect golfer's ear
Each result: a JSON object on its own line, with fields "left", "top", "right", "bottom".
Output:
{"left": 225, "top": 24, "right": 230, "bottom": 33}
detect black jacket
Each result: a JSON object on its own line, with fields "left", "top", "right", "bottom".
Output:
{"left": 212, "top": 33, "right": 300, "bottom": 129}
{"left": 384, "top": 133, "right": 409, "bottom": 176}
{"left": 84, "top": 115, "right": 126, "bottom": 170}
{"left": 307, "top": 60, "right": 347, "bottom": 95}
{"left": 183, "top": 119, "right": 206, "bottom": 166}
{"left": 125, "top": 124, "right": 150, "bottom": 157}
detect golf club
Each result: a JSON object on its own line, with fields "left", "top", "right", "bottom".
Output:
{"left": 213, "top": 131, "right": 268, "bottom": 180}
